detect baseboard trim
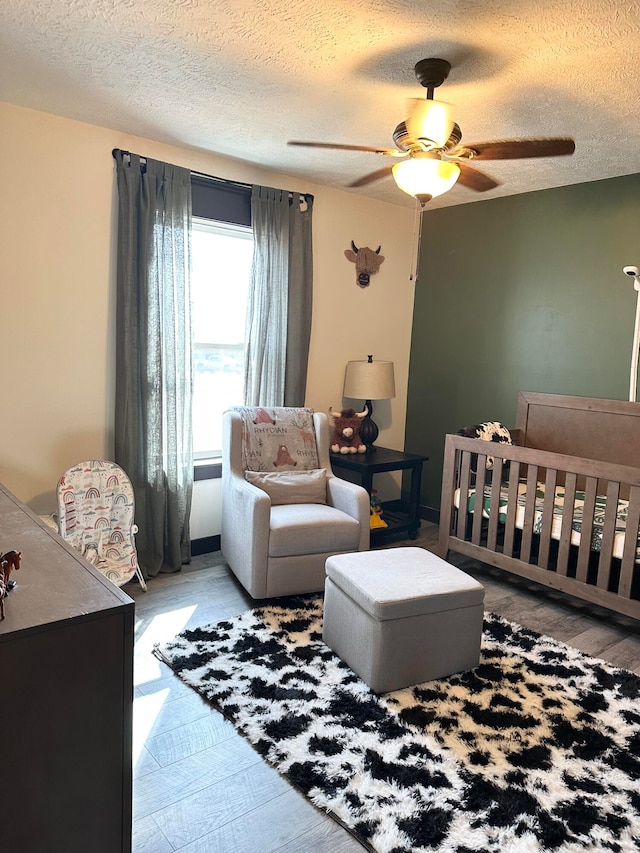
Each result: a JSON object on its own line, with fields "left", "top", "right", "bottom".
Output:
{"left": 192, "top": 534, "right": 221, "bottom": 556}
{"left": 194, "top": 462, "right": 222, "bottom": 481}
{"left": 420, "top": 504, "right": 440, "bottom": 524}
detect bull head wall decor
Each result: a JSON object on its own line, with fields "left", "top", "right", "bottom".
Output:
{"left": 344, "top": 241, "right": 385, "bottom": 288}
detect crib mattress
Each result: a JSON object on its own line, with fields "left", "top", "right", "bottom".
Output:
{"left": 454, "top": 480, "right": 637, "bottom": 561}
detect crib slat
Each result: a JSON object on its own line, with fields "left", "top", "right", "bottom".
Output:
{"left": 486, "top": 457, "right": 503, "bottom": 551}
{"left": 457, "top": 451, "right": 472, "bottom": 540}
{"left": 503, "top": 460, "right": 521, "bottom": 558}
{"left": 537, "top": 467, "right": 557, "bottom": 568}
{"left": 520, "top": 464, "right": 539, "bottom": 563}
{"left": 557, "top": 472, "right": 577, "bottom": 576}
{"left": 576, "top": 476, "right": 598, "bottom": 583}
{"left": 438, "top": 438, "right": 457, "bottom": 554}
{"left": 471, "top": 455, "right": 487, "bottom": 545}
{"left": 596, "top": 480, "right": 620, "bottom": 590}
{"left": 619, "top": 485, "right": 640, "bottom": 598}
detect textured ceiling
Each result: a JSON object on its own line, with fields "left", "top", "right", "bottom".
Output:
{"left": 2, "top": 0, "right": 640, "bottom": 209}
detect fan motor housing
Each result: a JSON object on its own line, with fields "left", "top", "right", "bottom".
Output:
{"left": 394, "top": 121, "right": 462, "bottom": 153}
{"left": 414, "top": 58, "right": 451, "bottom": 91}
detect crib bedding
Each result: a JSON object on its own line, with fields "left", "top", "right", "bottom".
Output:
{"left": 454, "top": 479, "right": 639, "bottom": 561}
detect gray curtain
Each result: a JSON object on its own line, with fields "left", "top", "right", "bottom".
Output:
{"left": 244, "top": 186, "right": 313, "bottom": 406}
{"left": 113, "top": 151, "right": 193, "bottom": 578}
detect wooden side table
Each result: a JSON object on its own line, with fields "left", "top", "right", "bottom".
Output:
{"left": 330, "top": 446, "right": 428, "bottom": 544}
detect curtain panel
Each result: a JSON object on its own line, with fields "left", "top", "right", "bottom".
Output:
{"left": 113, "top": 151, "right": 193, "bottom": 578}
{"left": 244, "top": 186, "right": 313, "bottom": 407}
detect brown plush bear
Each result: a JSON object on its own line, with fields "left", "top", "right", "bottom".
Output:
{"left": 329, "top": 407, "right": 366, "bottom": 454}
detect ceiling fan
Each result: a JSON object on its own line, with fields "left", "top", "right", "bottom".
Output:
{"left": 288, "top": 58, "right": 575, "bottom": 206}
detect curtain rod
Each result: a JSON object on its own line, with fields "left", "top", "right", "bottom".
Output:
{"left": 112, "top": 149, "right": 314, "bottom": 202}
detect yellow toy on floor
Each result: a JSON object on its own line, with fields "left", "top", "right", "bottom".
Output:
{"left": 369, "top": 489, "right": 387, "bottom": 529}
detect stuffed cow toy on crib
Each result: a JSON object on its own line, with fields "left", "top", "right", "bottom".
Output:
{"left": 329, "top": 407, "right": 367, "bottom": 454}
{"left": 457, "top": 420, "right": 512, "bottom": 481}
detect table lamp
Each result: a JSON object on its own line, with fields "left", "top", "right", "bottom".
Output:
{"left": 343, "top": 355, "right": 396, "bottom": 452}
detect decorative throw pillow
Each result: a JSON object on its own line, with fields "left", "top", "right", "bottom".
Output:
{"left": 245, "top": 469, "right": 327, "bottom": 505}
{"left": 232, "top": 406, "right": 320, "bottom": 472}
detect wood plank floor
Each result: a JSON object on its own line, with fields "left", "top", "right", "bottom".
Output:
{"left": 128, "top": 524, "right": 640, "bottom": 852}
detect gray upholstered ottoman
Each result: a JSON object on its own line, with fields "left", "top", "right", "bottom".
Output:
{"left": 323, "top": 547, "right": 484, "bottom": 693}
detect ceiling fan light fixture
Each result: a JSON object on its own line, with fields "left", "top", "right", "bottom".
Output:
{"left": 406, "top": 99, "right": 455, "bottom": 149}
{"left": 392, "top": 156, "right": 460, "bottom": 203}
{"left": 288, "top": 57, "right": 575, "bottom": 201}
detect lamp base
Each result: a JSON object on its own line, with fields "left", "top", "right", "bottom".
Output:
{"left": 359, "top": 400, "right": 379, "bottom": 452}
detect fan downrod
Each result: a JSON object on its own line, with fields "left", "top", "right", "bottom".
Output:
{"left": 414, "top": 58, "right": 451, "bottom": 98}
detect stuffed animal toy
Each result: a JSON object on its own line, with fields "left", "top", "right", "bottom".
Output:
{"left": 457, "top": 421, "right": 512, "bottom": 471}
{"left": 328, "top": 407, "right": 366, "bottom": 454}
{"left": 0, "top": 550, "right": 21, "bottom": 620}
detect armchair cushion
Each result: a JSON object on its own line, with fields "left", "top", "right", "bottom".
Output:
{"left": 245, "top": 469, "right": 327, "bottom": 505}
{"left": 269, "top": 504, "right": 361, "bottom": 557}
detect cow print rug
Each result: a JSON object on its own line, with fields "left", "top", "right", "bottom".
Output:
{"left": 155, "top": 596, "right": 640, "bottom": 852}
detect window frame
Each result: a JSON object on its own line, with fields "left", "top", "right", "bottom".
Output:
{"left": 191, "top": 216, "right": 253, "bottom": 463}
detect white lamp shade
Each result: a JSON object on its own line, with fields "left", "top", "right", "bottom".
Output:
{"left": 343, "top": 359, "right": 395, "bottom": 401}
{"left": 392, "top": 156, "right": 460, "bottom": 201}
{"left": 406, "top": 98, "right": 455, "bottom": 149}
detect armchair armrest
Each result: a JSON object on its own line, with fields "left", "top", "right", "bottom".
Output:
{"left": 226, "top": 475, "right": 271, "bottom": 528}
{"left": 222, "top": 410, "right": 278, "bottom": 596}
{"left": 327, "top": 475, "right": 370, "bottom": 551}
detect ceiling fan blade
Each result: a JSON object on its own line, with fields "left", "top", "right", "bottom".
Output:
{"left": 462, "top": 137, "right": 575, "bottom": 160}
{"left": 287, "top": 140, "right": 402, "bottom": 156}
{"left": 457, "top": 162, "right": 501, "bottom": 192}
{"left": 347, "top": 164, "right": 396, "bottom": 188}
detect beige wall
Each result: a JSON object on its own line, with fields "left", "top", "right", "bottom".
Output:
{"left": 0, "top": 101, "right": 416, "bottom": 532}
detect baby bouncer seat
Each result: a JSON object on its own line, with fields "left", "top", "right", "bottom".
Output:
{"left": 56, "top": 460, "right": 147, "bottom": 590}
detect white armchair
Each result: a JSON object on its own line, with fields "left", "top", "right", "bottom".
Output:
{"left": 222, "top": 407, "right": 370, "bottom": 598}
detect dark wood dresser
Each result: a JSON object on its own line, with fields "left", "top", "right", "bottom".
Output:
{"left": 0, "top": 482, "right": 134, "bottom": 853}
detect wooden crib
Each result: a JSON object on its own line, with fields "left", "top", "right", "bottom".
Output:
{"left": 438, "top": 392, "right": 640, "bottom": 620}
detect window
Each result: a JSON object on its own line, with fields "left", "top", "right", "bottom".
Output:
{"left": 191, "top": 217, "right": 253, "bottom": 458}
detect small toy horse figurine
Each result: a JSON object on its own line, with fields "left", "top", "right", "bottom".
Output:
{"left": 0, "top": 550, "right": 22, "bottom": 620}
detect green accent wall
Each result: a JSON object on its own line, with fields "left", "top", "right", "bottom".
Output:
{"left": 405, "top": 173, "right": 640, "bottom": 512}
